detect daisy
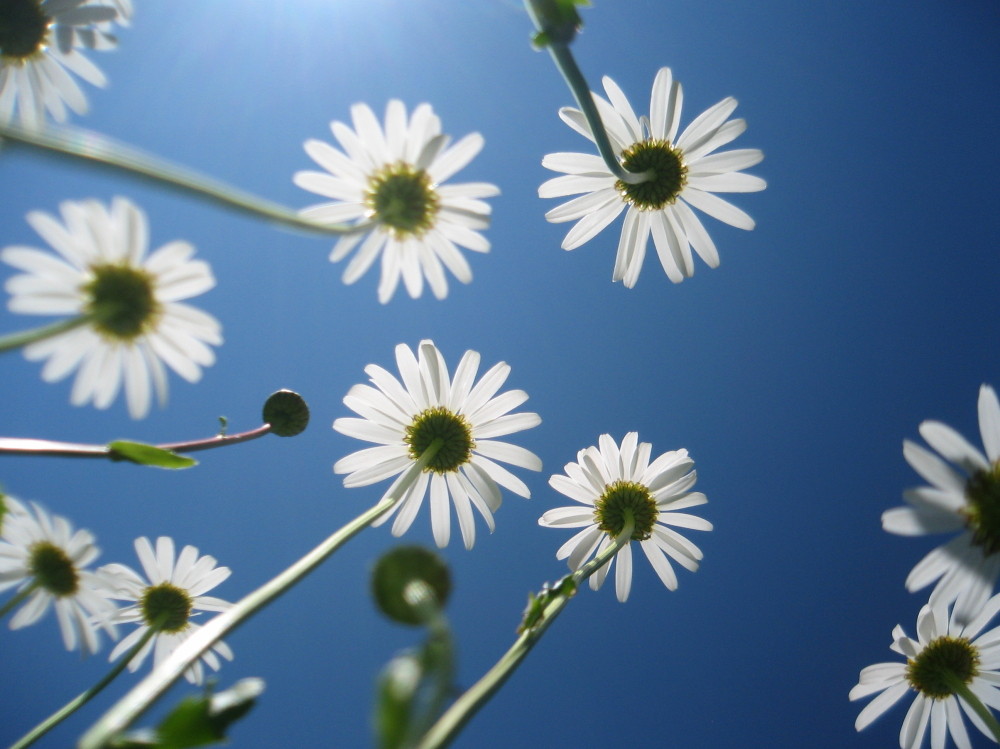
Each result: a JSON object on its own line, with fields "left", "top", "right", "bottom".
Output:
{"left": 851, "top": 595, "right": 1000, "bottom": 749}
{"left": 539, "top": 432, "right": 712, "bottom": 602}
{"left": 333, "top": 340, "right": 542, "bottom": 549}
{"left": 0, "top": 491, "right": 30, "bottom": 529}
{"left": 0, "top": 500, "right": 118, "bottom": 654}
{"left": 99, "top": 536, "right": 233, "bottom": 685}
{"left": 2, "top": 196, "right": 223, "bottom": 419}
{"left": 539, "top": 67, "right": 766, "bottom": 286}
{"left": 0, "top": 0, "right": 119, "bottom": 129}
{"left": 883, "top": 385, "right": 1000, "bottom": 624}
{"left": 294, "top": 100, "right": 499, "bottom": 303}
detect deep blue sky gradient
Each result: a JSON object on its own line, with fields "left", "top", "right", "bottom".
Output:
{"left": 2, "top": 1, "right": 999, "bottom": 747}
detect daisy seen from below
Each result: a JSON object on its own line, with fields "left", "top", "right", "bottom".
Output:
{"left": 0, "top": 500, "right": 118, "bottom": 654}
{"left": 539, "top": 432, "right": 711, "bottom": 602}
{"left": 883, "top": 385, "right": 1000, "bottom": 624}
{"left": 539, "top": 67, "right": 766, "bottom": 286}
{"left": 334, "top": 340, "right": 542, "bottom": 549}
{"left": 0, "top": 0, "right": 119, "bottom": 129}
{"left": 2, "top": 196, "right": 223, "bottom": 419}
{"left": 98, "top": 536, "right": 233, "bottom": 685}
{"left": 294, "top": 100, "right": 499, "bottom": 303}
{"left": 850, "top": 595, "right": 1000, "bottom": 749}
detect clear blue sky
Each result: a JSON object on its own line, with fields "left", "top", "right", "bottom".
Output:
{"left": 2, "top": 1, "right": 999, "bottom": 747}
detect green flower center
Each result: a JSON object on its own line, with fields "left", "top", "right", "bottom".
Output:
{"left": 0, "top": 0, "right": 50, "bottom": 62}
{"left": 141, "top": 582, "right": 193, "bottom": 634}
{"left": 594, "top": 480, "right": 658, "bottom": 541}
{"left": 963, "top": 461, "right": 1000, "bottom": 556}
{"left": 28, "top": 541, "right": 78, "bottom": 597}
{"left": 83, "top": 264, "right": 160, "bottom": 341}
{"left": 404, "top": 406, "right": 474, "bottom": 474}
{"left": 906, "top": 635, "right": 980, "bottom": 699}
{"left": 615, "top": 139, "right": 688, "bottom": 211}
{"left": 365, "top": 162, "right": 440, "bottom": 238}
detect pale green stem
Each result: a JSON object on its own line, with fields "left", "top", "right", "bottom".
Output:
{"left": 0, "top": 316, "right": 90, "bottom": 354}
{"left": 0, "top": 580, "right": 38, "bottom": 620}
{"left": 521, "top": 2, "right": 650, "bottom": 185}
{"left": 0, "top": 124, "right": 370, "bottom": 237}
{"left": 945, "top": 673, "right": 1000, "bottom": 744}
{"left": 10, "top": 627, "right": 157, "bottom": 749}
{"left": 403, "top": 580, "right": 456, "bottom": 744}
{"left": 415, "top": 513, "right": 637, "bottom": 749}
{"left": 78, "top": 439, "right": 444, "bottom": 749}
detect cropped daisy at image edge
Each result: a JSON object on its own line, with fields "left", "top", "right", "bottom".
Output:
{"left": 1, "top": 196, "right": 223, "bottom": 419}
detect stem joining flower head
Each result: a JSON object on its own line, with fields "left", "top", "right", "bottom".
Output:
{"left": 404, "top": 406, "right": 474, "bottom": 474}
{"left": 906, "top": 636, "right": 980, "bottom": 699}
{"left": 83, "top": 264, "right": 161, "bottom": 341}
{"left": 365, "top": 162, "right": 440, "bottom": 238}
{"left": 28, "top": 541, "right": 79, "bottom": 596}
{"left": 0, "top": 0, "right": 50, "bottom": 62}
{"left": 594, "top": 480, "right": 658, "bottom": 541}
{"left": 615, "top": 139, "right": 687, "bottom": 211}
{"left": 141, "top": 582, "right": 193, "bottom": 634}
{"left": 964, "top": 461, "right": 1000, "bottom": 555}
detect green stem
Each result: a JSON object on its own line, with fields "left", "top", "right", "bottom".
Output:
{"left": 0, "top": 423, "right": 273, "bottom": 460}
{"left": 947, "top": 675, "right": 1000, "bottom": 744}
{"left": 415, "top": 514, "right": 637, "bottom": 749}
{"left": 0, "top": 581, "right": 38, "bottom": 620}
{"left": 78, "top": 439, "right": 445, "bottom": 749}
{"left": 521, "top": 2, "right": 650, "bottom": 185}
{"left": 0, "top": 316, "right": 90, "bottom": 354}
{"left": 10, "top": 627, "right": 157, "bottom": 749}
{"left": 0, "top": 124, "right": 369, "bottom": 237}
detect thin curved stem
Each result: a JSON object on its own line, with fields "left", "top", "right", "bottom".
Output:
{"left": 521, "top": 2, "right": 650, "bottom": 185}
{"left": 0, "top": 316, "right": 90, "bottom": 354}
{"left": 0, "top": 423, "right": 273, "bottom": 460}
{"left": 0, "top": 124, "right": 370, "bottom": 237}
{"left": 946, "top": 675, "right": 1000, "bottom": 744}
{"left": 10, "top": 627, "right": 157, "bottom": 749}
{"left": 0, "top": 581, "right": 38, "bottom": 621}
{"left": 78, "top": 439, "right": 444, "bottom": 749}
{"left": 415, "top": 515, "right": 636, "bottom": 749}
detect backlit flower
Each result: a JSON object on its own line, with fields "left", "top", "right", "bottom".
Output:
{"left": 539, "top": 67, "right": 765, "bottom": 286}
{"left": 334, "top": 340, "right": 541, "bottom": 549}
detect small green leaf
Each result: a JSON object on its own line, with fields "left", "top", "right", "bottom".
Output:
{"left": 108, "top": 441, "right": 197, "bottom": 469}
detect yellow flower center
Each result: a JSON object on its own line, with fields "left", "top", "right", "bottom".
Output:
{"left": 0, "top": 0, "right": 50, "bottom": 62}
{"left": 83, "top": 264, "right": 161, "bottom": 341}
{"left": 615, "top": 139, "right": 688, "bottom": 211}
{"left": 28, "top": 541, "right": 79, "bottom": 597}
{"left": 906, "top": 635, "right": 979, "bottom": 699}
{"left": 404, "top": 406, "right": 474, "bottom": 474}
{"left": 365, "top": 162, "right": 440, "bottom": 238}
{"left": 141, "top": 582, "right": 193, "bottom": 633}
{"left": 964, "top": 460, "right": 1000, "bottom": 555}
{"left": 594, "top": 480, "right": 658, "bottom": 541}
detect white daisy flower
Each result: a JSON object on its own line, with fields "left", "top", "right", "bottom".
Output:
{"left": 294, "top": 100, "right": 500, "bottom": 303}
{"left": 0, "top": 0, "right": 119, "bottom": 129}
{"left": 539, "top": 432, "right": 712, "bottom": 602}
{"left": 99, "top": 536, "right": 233, "bottom": 685}
{"left": 0, "top": 491, "right": 30, "bottom": 529}
{"left": 0, "top": 501, "right": 118, "bottom": 654}
{"left": 334, "top": 340, "right": 542, "bottom": 549}
{"left": 2, "top": 196, "right": 223, "bottom": 419}
{"left": 851, "top": 594, "right": 1000, "bottom": 749}
{"left": 539, "top": 67, "right": 766, "bottom": 286}
{"left": 883, "top": 385, "right": 1000, "bottom": 624}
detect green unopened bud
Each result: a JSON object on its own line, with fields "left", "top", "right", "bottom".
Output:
{"left": 262, "top": 390, "right": 309, "bottom": 437}
{"left": 372, "top": 546, "right": 451, "bottom": 626}
{"left": 525, "top": 0, "right": 590, "bottom": 47}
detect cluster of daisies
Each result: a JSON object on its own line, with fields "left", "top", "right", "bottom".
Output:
{"left": 851, "top": 384, "right": 1000, "bottom": 748}
{"left": 0, "top": 493, "right": 232, "bottom": 684}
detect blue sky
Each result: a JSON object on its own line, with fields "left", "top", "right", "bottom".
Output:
{"left": 2, "top": 1, "right": 999, "bottom": 747}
